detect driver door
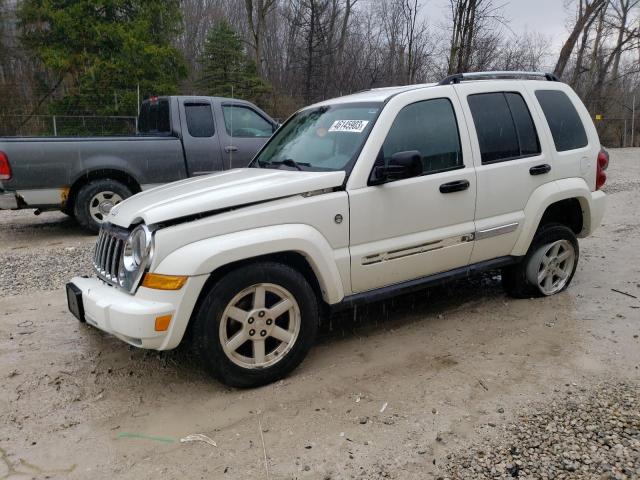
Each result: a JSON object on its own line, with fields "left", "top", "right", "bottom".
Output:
{"left": 349, "top": 94, "right": 477, "bottom": 293}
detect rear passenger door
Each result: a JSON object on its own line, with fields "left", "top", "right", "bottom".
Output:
{"left": 179, "top": 100, "right": 225, "bottom": 175}
{"left": 454, "top": 82, "right": 554, "bottom": 264}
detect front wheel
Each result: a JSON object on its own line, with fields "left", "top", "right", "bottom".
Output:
{"left": 191, "top": 262, "right": 319, "bottom": 388}
{"left": 502, "top": 224, "right": 579, "bottom": 298}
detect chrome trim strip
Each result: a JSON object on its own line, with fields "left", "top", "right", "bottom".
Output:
{"left": 362, "top": 233, "right": 474, "bottom": 266}
{"left": 475, "top": 222, "right": 519, "bottom": 241}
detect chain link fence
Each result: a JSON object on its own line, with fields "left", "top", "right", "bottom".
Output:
{"left": 0, "top": 114, "right": 138, "bottom": 137}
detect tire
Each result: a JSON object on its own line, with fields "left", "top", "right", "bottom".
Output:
{"left": 192, "top": 262, "right": 319, "bottom": 388}
{"left": 502, "top": 223, "right": 579, "bottom": 298}
{"left": 74, "top": 179, "right": 132, "bottom": 233}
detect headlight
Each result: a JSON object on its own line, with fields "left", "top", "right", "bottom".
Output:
{"left": 118, "top": 224, "right": 153, "bottom": 292}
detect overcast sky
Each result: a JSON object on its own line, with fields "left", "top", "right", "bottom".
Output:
{"left": 427, "top": 0, "right": 572, "bottom": 53}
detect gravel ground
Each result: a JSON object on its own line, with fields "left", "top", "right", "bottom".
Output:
{"left": 0, "top": 244, "right": 94, "bottom": 295}
{"left": 440, "top": 383, "right": 640, "bottom": 480}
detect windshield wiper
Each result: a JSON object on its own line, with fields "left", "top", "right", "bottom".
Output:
{"left": 270, "top": 159, "right": 310, "bottom": 171}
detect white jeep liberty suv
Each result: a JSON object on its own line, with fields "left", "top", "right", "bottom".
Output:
{"left": 68, "top": 72, "right": 607, "bottom": 387}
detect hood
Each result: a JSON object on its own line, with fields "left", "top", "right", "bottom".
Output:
{"left": 108, "top": 168, "right": 346, "bottom": 227}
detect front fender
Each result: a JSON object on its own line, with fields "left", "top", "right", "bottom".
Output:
{"left": 154, "top": 224, "right": 345, "bottom": 304}
{"left": 511, "top": 178, "right": 595, "bottom": 256}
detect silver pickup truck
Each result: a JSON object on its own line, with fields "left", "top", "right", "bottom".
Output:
{"left": 0, "top": 96, "right": 277, "bottom": 232}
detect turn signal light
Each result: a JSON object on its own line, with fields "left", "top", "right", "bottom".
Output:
{"left": 0, "top": 151, "right": 11, "bottom": 180}
{"left": 142, "top": 273, "right": 187, "bottom": 290}
{"left": 155, "top": 314, "right": 172, "bottom": 332}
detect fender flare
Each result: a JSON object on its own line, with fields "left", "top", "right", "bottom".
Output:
{"left": 511, "top": 178, "right": 594, "bottom": 256}
{"left": 154, "top": 224, "right": 346, "bottom": 304}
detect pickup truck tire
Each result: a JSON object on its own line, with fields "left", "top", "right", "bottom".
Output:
{"left": 74, "top": 179, "right": 132, "bottom": 233}
{"left": 502, "top": 223, "right": 579, "bottom": 298}
{"left": 192, "top": 261, "right": 319, "bottom": 388}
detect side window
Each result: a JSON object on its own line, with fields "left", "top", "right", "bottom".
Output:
{"left": 381, "top": 98, "right": 463, "bottom": 175}
{"left": 468, "top": 92, "right": 540, "bottom": 164}
{"left": 138, "top": 99, "right": 171, "bottom": 135}
{"left": 535, "top": 90, "right": 588, "bottom": 152}
{"left": 185, "top": 103, "right": 215, "bottom": 138}
{"left": 222, "top": 105, "right": 273, "bottom": 138}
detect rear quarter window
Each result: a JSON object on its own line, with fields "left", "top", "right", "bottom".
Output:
{"left": 535, "top": 90, "right": 588, "bottom": 152}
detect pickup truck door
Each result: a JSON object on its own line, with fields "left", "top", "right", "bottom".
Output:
{"left": 216, "top": 102, "right": 276, "bottom": 169}
{"left": 452, "top": 81, "right": 555, "bottom": 264}
{"left": 178, "top": 99, "right": 224, "bottom": 176}
{"left": 348, "top": 90, "right": 477, "bottom": 293}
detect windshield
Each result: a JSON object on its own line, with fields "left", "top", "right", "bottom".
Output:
{"left": 250, "top": 102, "right": 381, "bottom": 171}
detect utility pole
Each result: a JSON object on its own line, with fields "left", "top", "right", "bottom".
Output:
{"left": 632, "top": 94, "right": 636, "bottom": 148}
{"left": 137, "top": 84, "right": 140, "bottom": 117}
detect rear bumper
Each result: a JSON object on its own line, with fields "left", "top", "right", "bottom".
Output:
{"left": 584, "top": 190, "right": 606, "bottom": 236}
{"left": 69, "top": 275, "right": 208, "bottom": 350}
{"left": 0, "top": 191, "right": 18, "bottom": 209}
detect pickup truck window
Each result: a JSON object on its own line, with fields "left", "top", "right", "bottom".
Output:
{"left": 185, "top": 103, "right": 215, "bottom": 138}
{"left": 251, "top": 103, "right": 381, "bottom": 171}
{"left": 223, "top": 105, "right": 272, "bottom": 138}
{"left": 468, "top": 92, "right": 540, "bottom": 164}
{"left": 535, "top": 90, "right": 588, "bottom": 152}
{"left": 138, "top": 99, "right": 171, "bottom": 135}
{"left": 380, "top": 98, "right": 463, "bottom": 175}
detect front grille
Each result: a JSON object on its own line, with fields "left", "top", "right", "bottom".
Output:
{"left": 93, "top": 224, "right": 129, "bottom": 286}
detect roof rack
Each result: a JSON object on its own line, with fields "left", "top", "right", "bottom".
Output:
{"left": 438, "top": 71, "right": 559, "bottom": 85}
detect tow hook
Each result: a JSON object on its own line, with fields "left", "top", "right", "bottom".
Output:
{"left": 34, "top": 208, "right": 42, "bottom": 216}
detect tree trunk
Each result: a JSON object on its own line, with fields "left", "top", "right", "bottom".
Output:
{"left": 554, "top": 0, "right": 606, "bottom": 78}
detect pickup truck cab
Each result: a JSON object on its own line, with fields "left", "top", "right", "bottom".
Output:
{"left": 0, "top": 96, "right": 277, "bottom": 232}
{"left": 67, "top": 72, "right": 607, "bottom": 387}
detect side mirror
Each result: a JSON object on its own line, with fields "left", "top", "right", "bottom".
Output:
{"left": 272, "top": 123, "right": 281, "bottom": 133}
{"left": 369, "top": 150, "right": 422, "bottom": 185}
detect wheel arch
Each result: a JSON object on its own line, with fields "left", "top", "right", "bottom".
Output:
{"left": 511, "top": 178, "right": 593, "bottom": 256}
{"left": 66, "top": 168, "right": 141, "bottom": 212}
{"left": 153, "top": 224, "right": 346, "bottom": 306}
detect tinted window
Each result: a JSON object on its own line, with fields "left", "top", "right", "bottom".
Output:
{"left": 535, "top": 90, "right": 588, "bottom": 152}
{"left": 381, "top": 98, "right": 463, "bottom": 175}
{"left": 468, "top": 92, "right": 540, "bottom": 163}
{"left": 506, "top": 93, "right": 540, "bottom": 156}
{"left": 138, "top": 99, "right": 171, "bottom": 135}
{"left": 185, "top": 103, "right": 215, "bottom": 137}
{"left": 223, "top": 105, "right": 273, "bottom": 138}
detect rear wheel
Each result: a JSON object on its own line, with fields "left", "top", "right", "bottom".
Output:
{"left": 502, "top": 223, "right": 579, "bottom": 298}
{"left": 74, "top": 179, "right": 131, "bottom": 233}
{"left": 192, "top": 262, "right": 319, "bottom": 388}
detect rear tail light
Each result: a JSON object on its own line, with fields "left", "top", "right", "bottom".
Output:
{"left": 0, "top": 151, "right": 11, "bottom": 180}
{"left": 596, "top": 148, "right": 608, "bottom": 190}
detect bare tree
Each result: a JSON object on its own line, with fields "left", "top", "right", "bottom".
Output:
{"left": 245, "top": 0, "right": 278, "bottom": 76}
{"left": 554, "top": 0, "right": 608, "bottom": 78}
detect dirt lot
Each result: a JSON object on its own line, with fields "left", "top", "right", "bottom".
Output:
{"left": 1, "top": 149, "right": 639, "bottom": 479}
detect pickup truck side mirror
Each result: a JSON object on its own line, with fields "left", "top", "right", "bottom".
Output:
{"left": 369, "top": 150, "right": 423, "bottom": 186}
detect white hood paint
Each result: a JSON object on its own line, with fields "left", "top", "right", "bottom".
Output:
{"left": 108, "top": 168, "right": 346, "bottom": 227}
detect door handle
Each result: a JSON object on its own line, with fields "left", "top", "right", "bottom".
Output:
{"left": 224, "top": 145, "right": 239, "bottom": 153}
{"left": 439, "top": 179, "right": 470, "bottom": 194}
{"left": 529, "top": 164, "right": 551, "bottom": 175}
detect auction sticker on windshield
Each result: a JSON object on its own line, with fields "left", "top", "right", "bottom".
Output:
{"left": 328, "top": 120, "right": 369, "bottom": 133}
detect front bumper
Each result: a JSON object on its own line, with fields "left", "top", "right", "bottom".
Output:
{"left": 0, "top": 191, "right": 18, "bottom": 209}
{"left": 69, "top": 275, "right": 208, "bottom": 350}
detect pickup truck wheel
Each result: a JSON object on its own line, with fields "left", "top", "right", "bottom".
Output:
{"left": 502, "top": 223, "right": 579, "bottom": 298}
{"left": 192, "top": 262, "right": 319, "bottom": 388}
{"left": 74, "top": 179, "right": 131, "bottom": 233}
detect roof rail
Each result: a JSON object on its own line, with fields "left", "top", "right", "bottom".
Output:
{"left": 439, "top": 71, "right": 559, "bottom": 85}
